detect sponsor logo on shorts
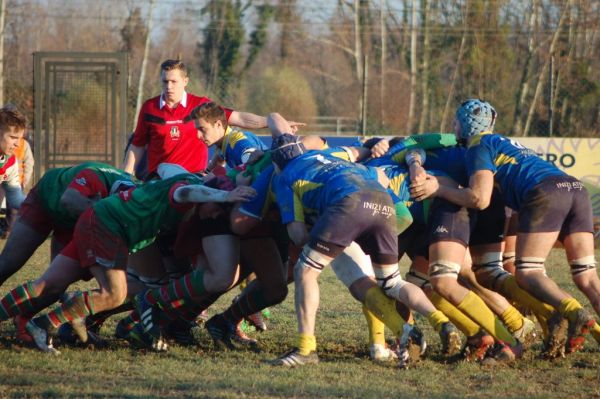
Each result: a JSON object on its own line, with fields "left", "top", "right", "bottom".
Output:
{"left": 316, "top": 242, "right": 330, "bottom": 252}
{"left": 556, "top": 181, "right": 584, "bottom": 191}
{"left": 363, "top": 201, "right": 394, "bottom": 218}
{"left": 434, "top": 225, "right": 449, "bottom": 234}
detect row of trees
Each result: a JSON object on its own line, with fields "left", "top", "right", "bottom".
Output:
{"left": 2, "top": 0, "right": 599, "bottom": 136}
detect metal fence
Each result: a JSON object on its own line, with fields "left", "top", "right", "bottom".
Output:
{"left": 33, "top": 52, "right": 128, "bottom": 180}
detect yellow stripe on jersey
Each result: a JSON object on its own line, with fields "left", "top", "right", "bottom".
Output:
{"left": 466, "top": 131, "right": 493, "bottom": 148}
{"left": 494, "top": 153, "right": 518, "bottom": 167}
{"left": 291, "top": 180, "right": 324, "bottom": 222}
{"left": 292, "top": 194, "right": 305, "bottom": 223}
{"left": 220, "top": 127, "right": 246, "bottom": 154}
{"left": 389, "top": 174, "right": 406, "bottom": 196}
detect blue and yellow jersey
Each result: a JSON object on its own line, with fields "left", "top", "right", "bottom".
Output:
{"left": 365, "top": 145, "right": 467, "bottom": 187}
{"left": 380, "top": 164, "right": 446, "bottom": 226}
{"left": 466, "top": 133, "right": 564, "bottom": 210}
{"left": 239, "top": 146, "right": 355, "bottom": 220}
{"left": 239, "top": 165, "right": 277, "bottom": 219}
{"left": 219, "top": 126, "right": 268, "bottom": 168}
{"left": 422, "top": 146, "right": 468, "bottom": 187}
{"left": 273, "top": 149, "right": 382, "bottom": 225}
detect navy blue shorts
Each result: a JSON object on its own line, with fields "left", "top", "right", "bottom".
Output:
{"left": 518, "top": 175, "right": 593, "bottom": 240}
{"left": 309, "top": 190, "right": 398, "bottom": 264}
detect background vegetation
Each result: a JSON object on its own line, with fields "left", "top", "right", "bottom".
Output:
{"left": 2, "top": 0, "right": 600, "bottom": 137}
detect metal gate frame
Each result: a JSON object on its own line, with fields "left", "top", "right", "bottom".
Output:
{"left": 33, "top": 52, "right": 128, "bottom": 181}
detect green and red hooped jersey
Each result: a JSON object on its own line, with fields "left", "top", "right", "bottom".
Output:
{"left": 36, "top": 162, "right": 133, "bottom": 229}
{"left": 92, "top": 173, "right": 202, "bottom": 251}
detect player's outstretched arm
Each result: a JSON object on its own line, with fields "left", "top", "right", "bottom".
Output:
{"left": 174, "top": 184, "right": 256, "bottom": 204}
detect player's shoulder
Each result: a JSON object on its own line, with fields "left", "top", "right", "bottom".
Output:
{"left": 187, "top": 94, "right": 212, "bottom": 106}
{"left": 142, "top": 95, "right": 161, "bottom": 109}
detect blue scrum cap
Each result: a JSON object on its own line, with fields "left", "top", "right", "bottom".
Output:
{"left": 270, "top": 133, "right": 306, "bottom": 170}
{"left": 455, "top": 99, "right": 497, "bottom": 139}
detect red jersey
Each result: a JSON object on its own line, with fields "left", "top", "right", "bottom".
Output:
{"left": 132, "top": 92, "right": 233, "bottom": 174}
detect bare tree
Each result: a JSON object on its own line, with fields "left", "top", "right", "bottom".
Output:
{"left": 417, "top": 0, "right": 431, "bottom": 133}
{"left": 523, "top": 0, "right": 572, "bottom": 137}
{"left": 440, "top": 0, "right": 469, "bottom": 133}
{"left": 132, "top": 0, "right": 156, "bottom": 132}
{"left": 406, "top": 0, "right": 418, "bottom": 133}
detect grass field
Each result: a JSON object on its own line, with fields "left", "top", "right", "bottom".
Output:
{"left": 0, "top": 241, "right": 599, "bottom": 398}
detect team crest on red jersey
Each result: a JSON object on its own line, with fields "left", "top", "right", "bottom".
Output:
{"left": 170, "top": 126, "right": 180, "bottom": 140}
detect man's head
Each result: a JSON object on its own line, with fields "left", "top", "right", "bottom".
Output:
{"left": 271, "top": 134, "right": 306, "bottom": 171}
{"left": 191, "top": 102, "right": 228, "bottom": 147}
{"left": 0, "top": 105, "right": 26, "bottom": 156}
{"left": 454, "top": 99, "right": 497, "bottom": 140}
{"left": 160, "top": 59, "right": 189, "bottom": 106}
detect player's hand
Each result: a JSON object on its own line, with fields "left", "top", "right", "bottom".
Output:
{"left": 226, "top": 186, "right": 257, "bottom": 202}
{"left": 288, "top": 121, "right": 306, "bottom": 134}
{"left": 370, "top": 139, "right": 389, "bottom": 158}
{"left": 236, "top": 172, "right": 253, "bottom": 187}
{"left": 410, "top": 175, "right": 439, "bottom": 201}
{"left": 409, "top": 163, "right": 427, "bottom": 185}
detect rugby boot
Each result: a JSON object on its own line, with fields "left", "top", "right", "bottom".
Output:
{"left": 133, "top": 293, "right": 162, "bottom": 341}
{"left": 512, "top": 317, "right": 537, "bottom": 350}
{"left": 566, "top": 308, "right": 595, "bottom": 354}
{"left": 369, "top": 343, "right": 398, "bottom": 363}
{"left": 541, "top": 311, "right": 567, "bottom": 359}
{"left": 13, "top": 315, "right": 33, "bottom": 344}
{"left": 244, "top": 310, "right": 268, "bottom": 332}
{"left": 462, "top": 330, "right": 494, "bottom": 362}
{"left": 269, "top": 347, "right": 319, "bottom": 367}
{"left": 25, "top": 319, "right": 60, "bottom": 355}
{"left": 482, "top": 340, "right": 523, "bottom": 366}
{"left": 439, "top": 322, "right": 462, "bottom": 356}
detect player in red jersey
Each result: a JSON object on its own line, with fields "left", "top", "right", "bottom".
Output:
{"left": 123, "top": 59, "right": 269, "bottom": 177}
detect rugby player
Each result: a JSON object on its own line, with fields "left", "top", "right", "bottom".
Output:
{"left": 410, "top": 99, "right": 600, "bottom": 357}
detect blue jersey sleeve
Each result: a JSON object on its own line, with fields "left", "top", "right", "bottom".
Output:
{"left": 239, "top": 166, "right": 275, "bottom": 219}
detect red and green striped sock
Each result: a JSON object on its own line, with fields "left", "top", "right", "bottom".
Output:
{"left": 37, "top": 290, "right": 96, "bottom": 329}
{"left": 0, "top": 281, "right": 39, "bottom": 320}
{"left": 145, "top": 269, "right": 206, "bottom": 306}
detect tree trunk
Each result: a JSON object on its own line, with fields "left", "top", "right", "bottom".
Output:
{"left": 440, "top": 0, "right": 469, "bottom": 133}
{"left": 418, "top": 0, "right": 431, "bottom": 133}
{"left": 406, "top": 0, "right": 418, "bottom": 134}
{"left": 380, "top": 0, "right": 386, "bottom": 125}
{"left": 354, "top": 0, "right": 364, "bottom": 121}
{"left": 133, "top": 0, "right": 156, "bottom": 132}
{"left": 523, "top": 0, "right": 571, "bottom": 137}
{"left": 512, "top": 0, "right": 538, "bottom": 136}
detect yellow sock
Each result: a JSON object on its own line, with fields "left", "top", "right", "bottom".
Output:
{"left": 364, "top": 286, "right": 405, "bottom": 337}
{"left": 362, "top": 304, "right": 386, "bottom": 346}
{"left": 297, "top": 333, "right": 317, "bottom": 356}
{"left": 457, "top": 291, "right": 517, "bottom": 346}
{"left": 591, "top": 322, "right": 600, "bottom": 345}
{"left": 430, "top": 291, "right": 480, "bottom": 337}
{"left": 426, "top": 310, "right": 450, "bottom": 332}
{"left": 501, "top": 276, "right": 554, "bottom": 320}
{"left": 500, "top": 305, "right": 524, "bottom": 334}
{"left": 559, "top": 297, "right": 583, "bottom": 323}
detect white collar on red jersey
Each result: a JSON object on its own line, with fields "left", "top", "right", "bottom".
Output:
{"left": 160, "top": 91, "right": 188, "bottom": 109}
